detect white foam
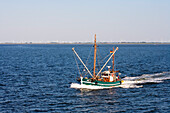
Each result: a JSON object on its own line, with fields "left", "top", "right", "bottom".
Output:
{"left": 119, "top": 80, "right": 143, "bottom": 88}
{"left": 120, "top": 72, "right": 170, "bottom": 88}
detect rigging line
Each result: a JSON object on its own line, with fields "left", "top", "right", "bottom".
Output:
{"left": 82, "top": 45, "right": 93, "bottom": 75}
{"left": 83, "top": 68, "right": 94, "bottom": 77}
{"left": 114, "top": 53, "right": 117, "bottom": 71}
{"left": 85, "top": 45, "right": 93, "bottom": 65}
{"left": 97, "top": 47, "right": 105, "bottom": 77}
{"left": 97, "top": 46, "right": 102, "bottom": 62}
{"left": 73, "top": 52, "right": 82, "bottom": 76}
{"left": 100, "top": 53, "right": 111, "bottom": 64}
{"left": 96, "top": 46, "right": 106, "bottom": 70}
{"left": 97, "top": 48, "right": 101, "bottom": 71}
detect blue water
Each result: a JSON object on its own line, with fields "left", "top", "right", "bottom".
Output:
{"left": 0, "top": 44, "right": 170, "bottom": 112}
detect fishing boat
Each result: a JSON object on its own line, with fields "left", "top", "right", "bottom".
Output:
{"left": 71, "top": 34, "right": 123, "bottom": 89}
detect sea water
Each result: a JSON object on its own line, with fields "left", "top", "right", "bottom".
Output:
{"left": 0, "top": 44, "right": 169, "bottom": 112}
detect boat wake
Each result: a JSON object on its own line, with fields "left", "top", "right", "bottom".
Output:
{"left": 70, "top": 72, "right": 170, "bottom": 89}
{"left": 120, "top": 72, "right": 170, "bottom": 88}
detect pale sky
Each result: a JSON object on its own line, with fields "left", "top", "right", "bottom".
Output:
{"left": 0, "top": 0, "right": 170, "bottom": 43}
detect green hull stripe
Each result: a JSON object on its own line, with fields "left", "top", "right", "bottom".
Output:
{"left": 82, "top": 79, "right": 122, "bottom": 87}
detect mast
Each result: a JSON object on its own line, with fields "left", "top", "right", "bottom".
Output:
{"left": 112, "top": 47, "right": 114, "bottom": 72}
{"left": 93, "top": 34, "right": 97, "bottom": 78}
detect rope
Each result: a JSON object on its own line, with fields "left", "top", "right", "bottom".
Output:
{"left": 97, "top": 48, "right": 101, "bottom": 71}
{"left": 100, "top": 53, "right": 111, "bottom": 64}
{"left": 114, "top": 53, "right": 117, "bottom": 71}
{"left": 85, "top": 45, "right": 93, "bottom": 65}
{"left": 82, "top": 45, "right": 93, "bottom": 76}
{"left": 83, "top": 68, "right": 93, "bottom": 77}
{"left": 73, "top": 52, "right": 82, "bottom": 76}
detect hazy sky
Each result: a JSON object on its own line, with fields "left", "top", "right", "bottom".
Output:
{"left": 0, "top": 0, "right": 170, "bottom": 43}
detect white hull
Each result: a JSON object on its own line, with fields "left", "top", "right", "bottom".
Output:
{"left": 70, "top": 83, "right": 113, "bottom": 89}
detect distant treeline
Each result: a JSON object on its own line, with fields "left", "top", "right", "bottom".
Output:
{"left": 0, "top": 42, "right": 170, "bottom": 44}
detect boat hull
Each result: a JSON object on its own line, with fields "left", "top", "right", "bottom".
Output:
{"left": 82, "top": 78, "right": 122, "bottom": 87}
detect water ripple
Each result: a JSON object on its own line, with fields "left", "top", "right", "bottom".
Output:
{"left": 0, "top": 44, "right": 169, "bottom": 112}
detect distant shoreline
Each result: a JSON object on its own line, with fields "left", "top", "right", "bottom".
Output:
{"left": 0, "top": 42, "right": 170, "bottom": 45}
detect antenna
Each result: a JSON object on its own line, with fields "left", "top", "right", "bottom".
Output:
{"left": 107, "top": 66, "right": 111, "bottom": 71}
